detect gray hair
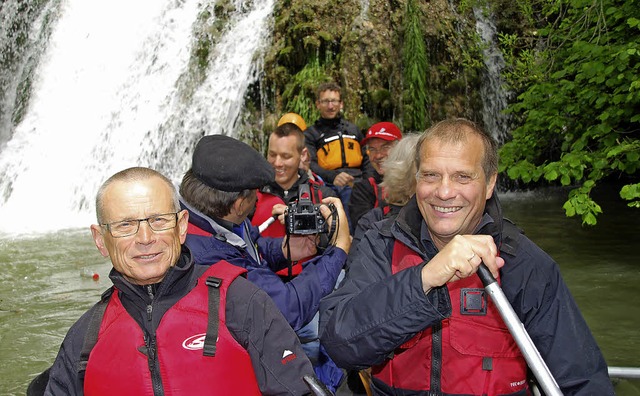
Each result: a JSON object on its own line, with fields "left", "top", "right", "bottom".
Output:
{"left": 414, "top": 118, "right": 498, "bottom": 179}
{"left": 95, "top": 167, "right": 180, "bottom": 224}
{"left": 380, "top": 134, "right": 420, "bottom": 206}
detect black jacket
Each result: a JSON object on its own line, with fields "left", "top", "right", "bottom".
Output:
{"left": 44, "top": 248, "right": 316, "bottom": 395}
{"left": 320, "top": 195, "right": 614, "bottom": 395}
{"left": 348, "top": 171, "right": 383, "bottom": 233}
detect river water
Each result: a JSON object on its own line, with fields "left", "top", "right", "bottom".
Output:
{"left": 0, "top": 185, "right": 638, "bottom": 395}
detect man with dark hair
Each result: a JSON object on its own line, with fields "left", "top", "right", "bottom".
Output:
{"left": 251, "top": 122, "right": 345, "bottom": 390}
{"left": 320, "top": 118, "right": 614, "bottom": 395}
{"left": 304, "top": 82, "right": 374, "bottom": 229}
{"left": 180, "top": 134, "right": 351, "bottom": 392}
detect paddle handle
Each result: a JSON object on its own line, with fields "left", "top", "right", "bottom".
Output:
{"left": 478, "top": 264, "right": 563, "bottom": 396}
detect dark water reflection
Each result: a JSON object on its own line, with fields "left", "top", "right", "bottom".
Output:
{"left": 0, "top": 185, "right": 638, "bottom": 395}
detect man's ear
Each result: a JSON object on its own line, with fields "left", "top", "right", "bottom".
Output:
{"left": 486, "top": 173, "right": 498, "bottom": 200}
{"left": 232, "top": 196, "right": 245, "bottom": 216}
{"left": 177, "top": 210, "right": 189, "bottom": 244}
{"left": 90, "top": 224, "right": 110, "bottom": 258}
{"left": 300, "top": 148, "right": 310, "bottom": 169}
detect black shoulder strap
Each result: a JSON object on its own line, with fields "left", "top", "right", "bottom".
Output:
{"left": 77, "top": 287, "right": 114, "bottom": 377}
{"left": 203, "top": 276, "right": 222, "bottom": 357}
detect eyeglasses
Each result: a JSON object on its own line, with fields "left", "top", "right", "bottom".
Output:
{"left": 366, "top": 144, "right": 394, "bottom": 155}
{"left": 102, "top": 212, "right": 179, "bottom": 238}
{"left": 318, "top": 99, "right": 341, "bottom": 106}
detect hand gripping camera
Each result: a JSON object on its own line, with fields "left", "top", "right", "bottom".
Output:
{"left": 285, "top": 184, "right": 328, "bottom": 235}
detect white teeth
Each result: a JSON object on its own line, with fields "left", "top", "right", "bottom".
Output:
{"left": 139, "top": 254, "right": 156, "bottom": 259}
{"left": 434, "top": 206, "right": 460, "bottom": 213}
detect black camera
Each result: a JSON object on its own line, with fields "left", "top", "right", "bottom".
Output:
{"left": 285, "top": 184, "right": 327, "bottom": 235}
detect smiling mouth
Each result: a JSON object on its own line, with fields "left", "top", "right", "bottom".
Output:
{"left": 433, "top": 205, "right": 461, "bottom": 213}
{"left": 137, "top": 253, "right": 160, "bottom": 260}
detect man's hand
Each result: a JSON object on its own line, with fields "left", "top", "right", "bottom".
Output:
{"left": 420, "top": 235, "right": 505, "bottom": 293}
{"left": 283, "top": 234, "right": 317, "bottom": 261}
{"left": 332, "top": 172, "right": 354, "bottom": 187}
{"left": 271, "top": 203, "right": 287, "bottom": 225}
{"left": 319, "top": 197, "right": 351, "bottom": 254}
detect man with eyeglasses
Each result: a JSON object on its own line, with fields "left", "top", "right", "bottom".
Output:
{"left": 348, "top": 121, "right": 403, "bottom": 234}
{"left": 40, "top": 166, "right": 319, "bottom": 395}
{"left": 304, "top": 82, "right": 374, "bottom": 230}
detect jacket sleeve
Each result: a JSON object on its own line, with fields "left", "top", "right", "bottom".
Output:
{"left": 501, "top": 237, "right": 614, "bottom": 395}
{"left": 226, "top": 277, "right": 316, "bottom": 396}
{"left": 246, "top": 246, "right": 347, "bottom": 331}
{"left": 348, "top": 178, "right": 376, "bottom": 234}
{"left": 304, "top": 126, "right": 339, "bottom": 183}
{"left": 44, "top": 307, "right": 96, "bottom": 395}
{"left": 319, "top": 229, "right": 452, "bottom": 369}
{"left": 253, "top": 231, "right": 289, "bottom": 271}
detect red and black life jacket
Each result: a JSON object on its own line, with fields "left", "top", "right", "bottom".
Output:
{"left": 371, "top": 240, "right": 528, "bottom": 395}
{"left": 251, "top": 181, "right": 324, "bottom": 277}
{"left": 82, "top": 261, "right": 261, "bottom": 396}
{"left": 367, "top": 176, "right": 390, "bottom": 215}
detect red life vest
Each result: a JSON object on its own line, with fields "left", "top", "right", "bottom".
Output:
{"left": 253, "top": 192, "right": 287, "bottom": 238}
{"left": 371, "top": 240, "right": 528, "bottom": 395}
{"left": 251, "top": 182, "right": 324, "bottom": 277}
{"left": 84, "top": 262, "right": 261, "bottom": 396}
{"left": 367, "top": 177, "right": 390, "bottom": 215}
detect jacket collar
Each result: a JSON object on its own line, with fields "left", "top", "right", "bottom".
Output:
{"left": 179, "top": 197, "right": 247, "bottom": 249}
{"left": 261, "top": 169, "right": 310, "bottom": 203}
{"left": 109, "top": 247, "right": 195, "bottom": 305}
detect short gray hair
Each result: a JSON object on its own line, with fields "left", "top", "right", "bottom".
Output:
{"left": 414, "top": 118, "right": 498, "bottom": 179}
{"left": 95, "top": 167, "right": 179, "bottom": 224}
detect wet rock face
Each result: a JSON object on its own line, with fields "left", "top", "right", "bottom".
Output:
{"left": 257, "top": 0, "right": 503, "bottom": 131}
{"left": 236, "top": 0, "right": 530, "bottom": 144}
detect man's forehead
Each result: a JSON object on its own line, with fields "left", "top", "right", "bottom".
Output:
{"left": 319, "top": 90, "right": 340, "bottom": 97}
{"left": 102, "top": 179, "right": 173, "bottom": 216}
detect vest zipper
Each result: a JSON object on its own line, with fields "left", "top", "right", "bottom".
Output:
{"left": 145, "top": 334, "right": 164, "bottom": 396}
{"left": 431, "top": 322, "right": 443, "bottom": 392}
{"left": 144, "top": 284, "right": 164, "bottom": 395}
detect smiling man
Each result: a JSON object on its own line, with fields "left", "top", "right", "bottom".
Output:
{"left": 41, "top": 167, "right": 317, "bottom": 395}
{"left": 304, "top": 82, "right": 374, "bottom": 229}
{"left": 252, "top": 122, "right": 336, "bottom": 238}
{"left": 320, "top": 118, "right": 613, "bottom": 395}
{"left": 348, "top": 121, "right": 403, "bottom": 233}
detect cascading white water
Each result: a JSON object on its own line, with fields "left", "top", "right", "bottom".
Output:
{"left": 474, "top": 7, "right": 512, "bottom": 143}
{"left": 0, "top": 0, "right": 275, "bottom": 235}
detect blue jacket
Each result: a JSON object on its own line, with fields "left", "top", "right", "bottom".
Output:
{"left": 319, "top": 195, "right": 614, "bottom": 395}
{"left": 182, "top": 199, "right": 347, "bottom": 332}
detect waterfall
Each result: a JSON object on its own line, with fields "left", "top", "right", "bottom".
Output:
{"left": 0, "top": 0, "right": 275, "bottom": 235}
{"left": 473, "top": 7, "right": 512, "bottom": 143}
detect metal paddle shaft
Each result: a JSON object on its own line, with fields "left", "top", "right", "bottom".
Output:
{"left": 477, "top": 264, "right": 563, "bottom": 396}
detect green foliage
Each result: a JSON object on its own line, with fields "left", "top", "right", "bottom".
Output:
{"left": 620, "top": 183, "right": 640, "bottom": 208}
{"left": 499, "top": 0, "right": 640, "bottom": 225}
{"left": 402, "top": 0, "right": 430, "bottom": 131}
{"left": 281, "top": 54, "right": 330, "bottom": 124}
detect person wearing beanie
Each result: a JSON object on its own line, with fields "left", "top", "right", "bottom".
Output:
{"left": 348, "top": 121, "right": 403, "bottom": 234}
{"left": 179, "top": 135, "right": 351, "bottom": 392}
{"left": 303, "top": 82, "right": 374, "bottom": 230}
